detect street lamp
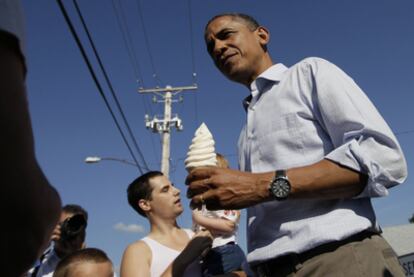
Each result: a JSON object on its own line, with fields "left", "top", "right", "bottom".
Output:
{"left": 84, "top": 156, "right": 139, "bottom": 168}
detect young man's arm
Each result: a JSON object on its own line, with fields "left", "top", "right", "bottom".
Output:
{"left": 120, "top": 241, "right": 152, "bottom": 277}
{"left": 0, "top": 32, "right": 61, "bottom": 277}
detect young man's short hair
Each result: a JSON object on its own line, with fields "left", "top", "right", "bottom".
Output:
{"left": 53, "top": 248, "right": 112, "bottom": 277}
{"left": 127, "top": 171, "right": 164, "bottom": 217}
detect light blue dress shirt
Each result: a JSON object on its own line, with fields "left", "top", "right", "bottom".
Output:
{"left": 28, "top": 246, "right": 60, "bottom": 277}
{"left": 238, "top": 57, "right": 407, "bottom": 264}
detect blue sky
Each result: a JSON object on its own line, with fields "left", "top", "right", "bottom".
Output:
{"left": 23, "top": 0, "right": 414, "bottom": 270}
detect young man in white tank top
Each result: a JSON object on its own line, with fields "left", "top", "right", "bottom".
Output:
{"left": 121, "top": 171, "right": 212, "bottom": 277}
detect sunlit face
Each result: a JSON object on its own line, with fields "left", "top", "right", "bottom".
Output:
{"left": 67, "top": 261, "right": 113, "bottom": 277}
{"left": 147, "top": 175, "right": 183, "bottom": 218}
{"left": 205, "top": 16, "right": 270, "bottom": 85}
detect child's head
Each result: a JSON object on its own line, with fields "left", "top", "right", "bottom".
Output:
{"left": 53, "top": 248, "right": 113, "bottom": 277}
{"left": 216, "top": 153, "right": 229, "bottom": 169}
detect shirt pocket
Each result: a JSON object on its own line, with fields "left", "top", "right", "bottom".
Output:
{"left": 256, "top": 113, "right": 305, "bottom": 167}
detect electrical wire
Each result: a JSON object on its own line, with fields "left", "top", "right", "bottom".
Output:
{"left": 73, "top": 0, "right": 150, "bottom": 171}
{"left": 187, "top": 0, "right": 199, "bottom": 126}
{"left": 111, "top": 0, "right": 153, "bottom": 116}
{"left": 187, "top": 0, "right": 197, "bottom": 86}
{"left": 110, "top": 0, "right": 145, "bottom": 89}
{"left": 111, "top": 0, "right": 160, "bottom": 165}
{"left": 134, "top": 0, "right": 163, "bottom": 86}
{"left": 56, "top": 0, "right": 145, "bottom": 174}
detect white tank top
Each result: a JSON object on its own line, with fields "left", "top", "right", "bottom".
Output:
{"left": 141, "top": 229, "right": 202, "bottom": 277}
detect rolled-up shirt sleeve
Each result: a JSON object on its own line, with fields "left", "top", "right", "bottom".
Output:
{"left": 309, "top": 58, "right": 407, "bottom": 198}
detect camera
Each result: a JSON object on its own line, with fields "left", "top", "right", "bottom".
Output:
{"left": 60, "top": 214, "right": 87, "bottom": 241}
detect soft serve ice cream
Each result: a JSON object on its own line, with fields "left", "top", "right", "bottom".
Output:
{"left": 185, "top": 122, "right": 217, "bottom": 172}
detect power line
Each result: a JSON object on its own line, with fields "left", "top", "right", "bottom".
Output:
{"left": 57, "top": 0, "right": 146, "bottom": 174}
{"left": 73, "top": 0, "right": 150, "bottom": 171}
{"left": 110, "top": 0, "right": 145, "bottom": 89}
{"left": 187, "top": 0, "right": 199, "bottom": 126}
{"left": 187, "top": 0, "right": 197, "bottom": 86}
{"left": 111, "top": 0, "right": 160, "bottom": 165}
{"left": 134, "top": 0, "right": 163, "bottom": 86}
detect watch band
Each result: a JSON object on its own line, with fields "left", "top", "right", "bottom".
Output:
{"left": 275, "top": 170, "right": 287, "bottom": 179}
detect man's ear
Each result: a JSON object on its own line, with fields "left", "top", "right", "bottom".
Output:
{"left": 139, "top": 199, "right": 151, "bottom": 213}
{"left": 256, "top": 26, "right": 270, "bottom": 48}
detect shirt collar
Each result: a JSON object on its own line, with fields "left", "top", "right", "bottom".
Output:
{"left": 243, "top": 63, "right": 288, "bottom": 111}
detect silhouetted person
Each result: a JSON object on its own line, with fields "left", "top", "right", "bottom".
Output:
{"left": 1, "top": 1, "right": 61, "bottom": 276}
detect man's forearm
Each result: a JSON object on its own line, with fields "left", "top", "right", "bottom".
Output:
{"left": 187, "top": 158, "right": 367, "bottom": 210}
{"left": 255, "top": 159, "right": 367, "bottom": 201}
{"left": 287, "top": 159, "right": 367, "bottom": 199}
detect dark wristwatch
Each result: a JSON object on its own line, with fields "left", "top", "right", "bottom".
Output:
{"left": 269, "top": 170, "right": 291, "bottom": 200}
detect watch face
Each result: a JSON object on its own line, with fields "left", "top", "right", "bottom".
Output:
{"left": 271, "top": 179, "right": 290, "bottom": 199}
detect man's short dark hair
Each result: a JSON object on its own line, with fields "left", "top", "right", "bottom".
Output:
{"left": 62, "top": 204, "right": 88, "bottom": 222}
{"left": 53, "top": 248, "right": 112, "bottom": 277}
{"left": 127, "top": 171, "right": 164, "bottom": 217}
{"left": 205, "top": 13, "right": 260, "bottom": 34}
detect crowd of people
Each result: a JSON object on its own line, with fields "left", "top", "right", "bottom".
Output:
{"left": 2, "top": 0, "right": 408, "bottom": 276}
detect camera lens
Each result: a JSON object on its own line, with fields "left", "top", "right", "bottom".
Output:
{"left": 60, "top": 214, "right": 87, "bottom": 240}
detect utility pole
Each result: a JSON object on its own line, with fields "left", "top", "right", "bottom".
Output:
{"left": 139, "top": 85, "right": 197, "bottom": 177}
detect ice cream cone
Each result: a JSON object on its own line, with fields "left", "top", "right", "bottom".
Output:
{"left": 185, "top": 122, "right": 217, "bottom": 172}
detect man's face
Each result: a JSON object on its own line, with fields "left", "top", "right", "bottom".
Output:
{"left": 54, "top": 212, "right": 85, "bottom": 256}
{"left": 205, "top": 16, "right": 269, "bottom": 85}
{"left": 146, "top": 175, "right": 183, "bottom": 218}
{"left": 67, "top": 261, "right": 113, "bottom": 277}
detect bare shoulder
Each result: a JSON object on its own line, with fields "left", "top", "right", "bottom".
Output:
{"left": 121, "top": 240, "right": 152, "bottom": 276}
{"left": 124, "top": 240, "right": 151, "bottom": 259}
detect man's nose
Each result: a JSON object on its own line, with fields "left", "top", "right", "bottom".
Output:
{"left": 213, "top": 40, "right": 227, "bottom": 58}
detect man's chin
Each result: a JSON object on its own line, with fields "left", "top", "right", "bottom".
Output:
{"left": 225, "top": 72, "right": 249, "bottom": 85}
{"left": 176, "top": 208, "right": 184, "bottom": 216}
{"left": 221, "top": 66, "right": 245, "bottom": 83}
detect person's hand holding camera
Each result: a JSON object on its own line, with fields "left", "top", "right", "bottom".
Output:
{"left": 50, "top": 223, "right": 62, "bottom": 242}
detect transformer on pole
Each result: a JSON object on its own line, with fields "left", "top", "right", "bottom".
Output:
{"left": 139, "top": 85, "right": 197, "bottom": 177}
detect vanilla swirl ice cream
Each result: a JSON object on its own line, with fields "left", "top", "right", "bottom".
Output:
{"left": 185, "top": 122, "right": 217, "bottom": 172}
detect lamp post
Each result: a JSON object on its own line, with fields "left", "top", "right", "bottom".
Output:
{"left": 84, "top": 156, "right": 139, "bottom": 168}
